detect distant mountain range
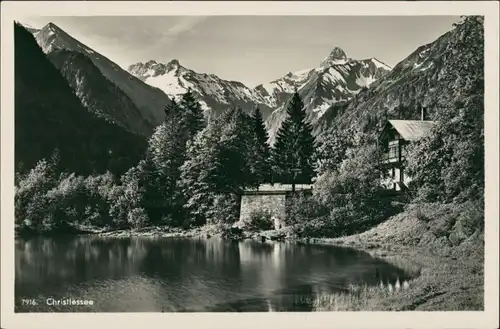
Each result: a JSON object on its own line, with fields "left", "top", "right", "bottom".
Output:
{"left": 18, "top": 19, "right": 470, "bottom": 161}
{"left": 127, "top": 47, "right": 391, "bottom": 143}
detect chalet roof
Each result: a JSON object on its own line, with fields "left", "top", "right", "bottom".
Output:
{"left": 386, "top": 120, "right": 437, "bottom": 141}
{"left": 243, "top": 183, "right": 313, "bottom": 194}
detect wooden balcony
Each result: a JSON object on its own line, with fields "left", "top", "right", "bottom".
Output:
{"left": 381, "top": 153, "right": 405, "bottom": 164}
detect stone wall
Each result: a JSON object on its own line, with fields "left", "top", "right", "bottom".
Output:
{"left": 239, "top": 194, "right": 287, "bottom": 230}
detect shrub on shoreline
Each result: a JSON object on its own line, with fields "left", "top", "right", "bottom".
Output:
{"left": 243, "top": 209, "right": 274, "bottom": 232}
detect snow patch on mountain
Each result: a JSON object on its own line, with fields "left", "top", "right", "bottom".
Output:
{"left": 370, "top": 58, "right": 392, "bottom": 71}
{"left": 314, "top": 97, "right": 337, "bottom": 117}
{"left": 355, "top": 73, "right": 377, "bottom": 87}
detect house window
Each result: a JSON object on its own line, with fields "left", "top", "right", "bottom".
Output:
{"left": 388, "top": 145, "right": 399, "bottom": 159}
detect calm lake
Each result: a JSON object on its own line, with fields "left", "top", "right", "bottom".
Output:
{"left": 15, "top": 236, "right": 413, "bottom": 312}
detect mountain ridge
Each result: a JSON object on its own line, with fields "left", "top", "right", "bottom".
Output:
{"left": 24, "top": 20, "right": 465, "bottom": 150}
{"left": 47, "top": 49, "right": 154, "bottom": 136}
{"left": 32, "top": 22, "right": 172, "bottom": 134}
{"left": 14, "top": 23, "right": 147, "bottom": 175}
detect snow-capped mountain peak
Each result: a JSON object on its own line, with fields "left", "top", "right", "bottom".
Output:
{"left": 369, "top": 57, "right": 392, "bottom": 71}
{"left": 128, "top": 59, "right": 185, "bottom": 80}
{"left": 320, "top": 46, "right": 349, "bottom": 66}
{"left": 167, "top": 59, "right": 180, "bottom": 67}
{"left": 262, "top": 47, "right": 392, "bottom": 144}
{"left": 35, "top": 22, "right": 95, "bottom": 56}
{"left": 46, "top": 22, "right": 62, "bottom": 31}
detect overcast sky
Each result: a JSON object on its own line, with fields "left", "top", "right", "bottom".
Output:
{"left": 20, "top": 16, "right": 460, "bottom": 87}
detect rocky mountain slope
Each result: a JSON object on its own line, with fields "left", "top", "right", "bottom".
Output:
{"left": 47, "top": 49, "right": 153, "bottom": 136}
{"left": 32, "top": 22, "right": 172, "bottom": 135}
{"left": 14, "top": 23, "right": 147, "bottom": 175}
{"left": 316, "top": 18, "right": 475, "bottom": 138}
{"left": 262, "top": 47, "right": 391, "bottom": 143}
{"left": 128, "top": 59, "right": 275, "bottom": 117}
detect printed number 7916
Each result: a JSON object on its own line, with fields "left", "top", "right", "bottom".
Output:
{"left": 21, "top": 299, "right": 38, "bottom": 306}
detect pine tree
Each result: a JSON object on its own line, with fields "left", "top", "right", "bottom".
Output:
{"left": 179, "top": 107, "right": 258, "bottom": 226}
{"left": 180, "top": 118, "right": 222, "bottom": 226}
{"left": 271, "top": 92, "right": 316, "bottom": 184}
{"left": 180, "top": 88, "right": 205, "bottom": 141}
{"left": 216, "top": 107, "right": 256, "bottom": 193}
{"left": 143, "top": 98, "right": 187, "bottom": 225}
{"left": 251, "top": 106, "right": 271, "bottom": 183}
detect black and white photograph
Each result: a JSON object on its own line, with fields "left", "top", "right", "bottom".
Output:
{"left": 1, "top": 1, "right": 499, "bottom": 329}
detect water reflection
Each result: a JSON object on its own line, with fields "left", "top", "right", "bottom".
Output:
{"left": 15, "top": 237, "right": 415, "bottom": 312}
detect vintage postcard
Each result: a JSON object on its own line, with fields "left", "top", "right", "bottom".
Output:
{"left": 1, "top": 1, "right": 498, "bottom": 329}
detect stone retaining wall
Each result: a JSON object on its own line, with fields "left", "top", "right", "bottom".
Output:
{"left": 239, "top": 193, "right": 287, "bottom": 230}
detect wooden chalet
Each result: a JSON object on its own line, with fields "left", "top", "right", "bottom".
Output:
{"left": 378, "top": 110, "right": 436, "bottom": 192}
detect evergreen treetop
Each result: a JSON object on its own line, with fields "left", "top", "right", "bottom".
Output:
{"left": 180, "top": 88, "right": 205, "bottom": 140}
{"left": 272, "top": 92, "right": 316, "bottom": 184}
{"left": 251, "top": 106, "right": 271, "bottom": 183}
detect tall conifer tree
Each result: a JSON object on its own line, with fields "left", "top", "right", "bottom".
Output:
{"left": 144, "top": 98, "right": 186, "bottom": 224}
{"left": 271, "top": 92, "right": 316, "bottom": 184}
{"left": 251, "top": 107, "right": 271, "bottom": 183}
{"left": 217, "top": 107, "right": 257, "bottom": 192}
{"left": 180, "top": 116, "right": 222, "bottom": 226}
{"left": 180, "top": 88, "right": 205, "bottom": 141}
{"left": 180, "top": 107, "right": 258, "bottom": 226}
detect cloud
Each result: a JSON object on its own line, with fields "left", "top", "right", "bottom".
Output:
{"left": 161, "top": 16, "right": 208, "bottom": 38}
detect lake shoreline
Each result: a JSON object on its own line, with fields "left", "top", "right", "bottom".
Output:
{"left": 95, "top": 218, "right": 484, "bottom": 311}
{"left": 16, "top": 203, "right": 483, "bottom": 312}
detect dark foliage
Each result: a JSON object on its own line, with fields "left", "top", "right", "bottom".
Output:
{"left": 180, "top": 107, "right": 258, "bottom": 226}
{"left": 251, "top": 107, "right": 272, "bottom": 183}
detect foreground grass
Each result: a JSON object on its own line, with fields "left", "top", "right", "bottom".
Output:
{"left": 306, "top": 241, "right": 483, "bottom": 311}
{"left": 305, "top": 202, "right": 484, "bottom": 311}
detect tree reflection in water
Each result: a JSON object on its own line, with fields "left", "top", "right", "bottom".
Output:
{"left": 15, "top": 236, "right": 415, "bottom": 312}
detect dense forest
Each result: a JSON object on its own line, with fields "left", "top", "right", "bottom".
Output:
{"left": 15, "top": 17, "right": 484, "bottom": 241}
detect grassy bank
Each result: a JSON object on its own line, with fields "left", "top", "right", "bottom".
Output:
{"left": 307, "top": 240, "right": 483, "bottom": 311}
{"left": 304, "top": 202, "right": 484, "bottom": 311}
